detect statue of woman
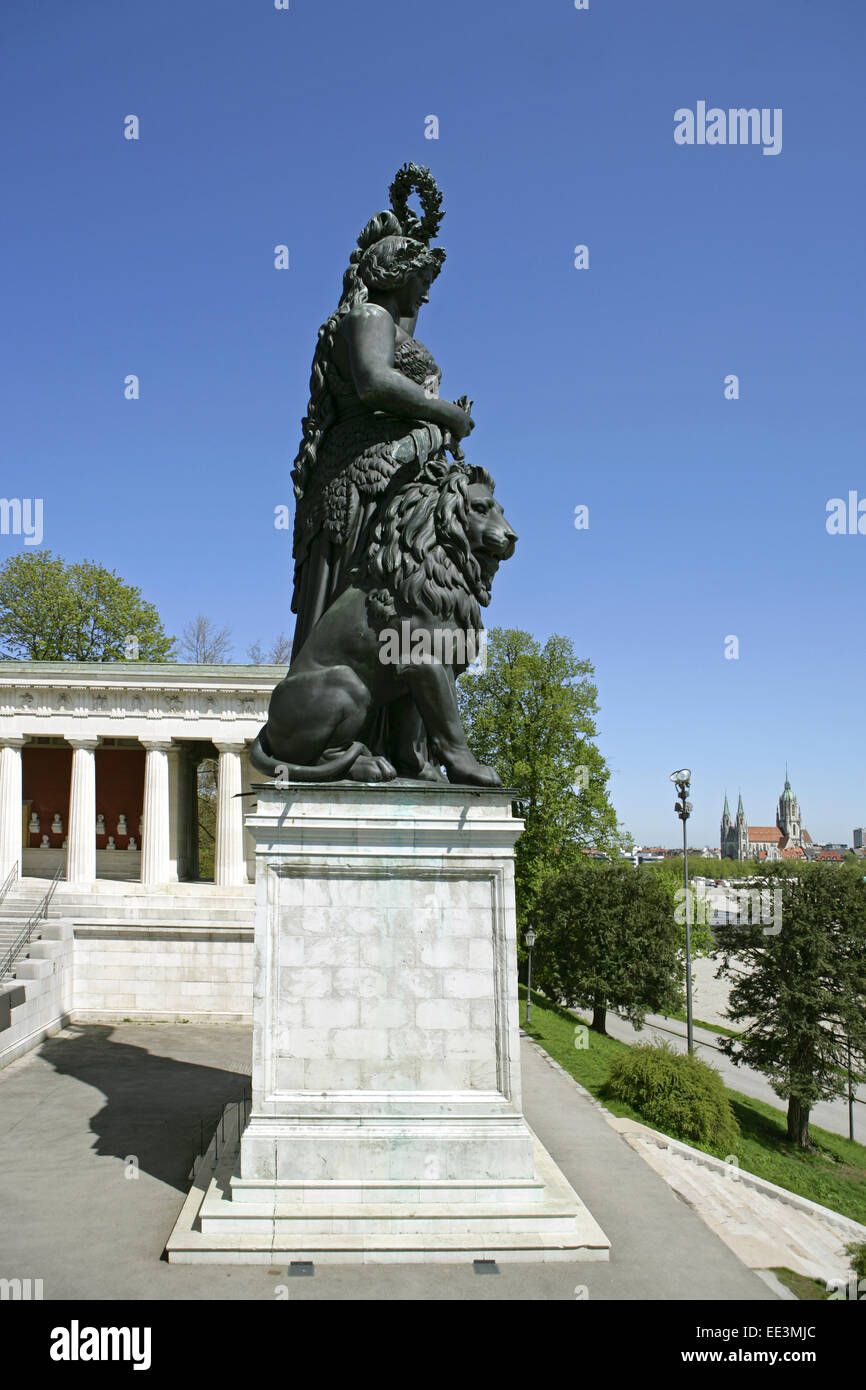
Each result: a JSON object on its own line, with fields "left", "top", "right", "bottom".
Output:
{"left": 289, "top": 165, "right": 473, "bottom": 661}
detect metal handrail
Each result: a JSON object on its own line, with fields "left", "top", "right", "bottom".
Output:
{"left": 0, "top": 864, "right": 65, "bottom": 980}
{"left": 0, "top": 862, "right": 17, "bottom": 907}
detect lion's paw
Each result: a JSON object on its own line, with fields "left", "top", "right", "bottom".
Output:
{"left": 447, "top": 761, "right": 502, "bottom": 788}
{"left": 349, "top": 752, "right": 397, "bottom": 783}
{"left": 417, "top": 761, "right": 447, "bottom": 783}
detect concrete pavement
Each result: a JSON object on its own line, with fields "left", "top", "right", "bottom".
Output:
{"left": 0, "top": 1022, "right": 776, "bottom": 1300}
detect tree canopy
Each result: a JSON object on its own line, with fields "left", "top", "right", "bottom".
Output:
{"left": 0, "top": 551, "right": 174, "bottom": 662}
{"left": 457, "top": 627, "right": 624, "bottom": 924}
{"left": 533, "top": 858, "right": 682, "bottom": 1034}
{"left": 714, "top": 861, "right": 866, "bottom": 1149}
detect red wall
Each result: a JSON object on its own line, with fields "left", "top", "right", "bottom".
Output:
{"left": 21, "top": 746, "right": 145, "bottom": 849}
{"left": 95, "top": 749, "right": 145, "bottom": 848}
{"left": 22, "top": 747, "right": 71, "bottom": 847}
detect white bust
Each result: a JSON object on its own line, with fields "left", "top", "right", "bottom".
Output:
{"left": 51, "top": 812, "right": 63, "bottom": 834}
{"left": 96, "top": 813, "right": 106, "bottom": 834}
{"left": 117, "top": 814, "right": 128, "bottom": 836}
{"left": 29, "top": 811, "right": 40, "bottom": 832}
{"left": 106, "top": 836, "right": 116, "bottom": 851}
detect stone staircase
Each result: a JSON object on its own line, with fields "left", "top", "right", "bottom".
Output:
{"left": 615, "top": 1120, "right": 866, "bottom": 1287}
{"left": 0, "top": 878, "right": 61, "bottom": 974}
{"left": 15, "top": 876, "right": 254, "bottom": 931}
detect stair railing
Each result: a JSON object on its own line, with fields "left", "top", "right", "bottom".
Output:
{"left": 0, "top": 864, "right": 65, "bottom": 980}
{"left": 0, "top": 862, "right": 17, "bottom": 908}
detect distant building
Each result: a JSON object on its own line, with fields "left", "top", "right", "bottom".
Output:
{"left": 623, "top": 846, "right": 666, "bottom": 865}
{"left": 720, "top": 771, "right": 813, "bottom": 861}
{"left": 854, "top": 828, "right": 866, "bottom": 849}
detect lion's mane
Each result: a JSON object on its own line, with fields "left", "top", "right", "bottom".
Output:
{"left": 363, "top": 461, "right": 495, "bottom": 632}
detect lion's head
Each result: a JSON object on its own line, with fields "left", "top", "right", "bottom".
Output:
{"left": 363, "top": 459, "right": 517, "bottom": 631}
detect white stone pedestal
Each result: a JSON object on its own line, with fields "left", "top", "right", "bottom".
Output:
{"left": 167, "top": 782, "right": 609, "bottom": 1263}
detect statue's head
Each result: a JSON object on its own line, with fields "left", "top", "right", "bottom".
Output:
{"left": 349, "top": 211, "right": 445, "bottom": 316}
{"left": 341, "top": 164, "right": 447, "bottom": 317}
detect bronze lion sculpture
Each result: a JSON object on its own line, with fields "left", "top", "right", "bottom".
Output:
{"left": 249, "top": 459, "right": 517, "bottom": 785}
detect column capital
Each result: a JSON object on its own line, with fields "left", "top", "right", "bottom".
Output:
{"left": 215, "top": 740, "right": 247, "bottom": 755}
{"left": 66, "top": 737, "right": 99, "bottom": 751}
{"left": 140, "top": 738, "right": 173, "bottom": 752}
{"left": 0, "top": 736, "right": 27, "bottom": 749}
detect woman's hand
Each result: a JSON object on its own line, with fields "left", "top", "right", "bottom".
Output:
{"left": 443, "top": 400, "right": 474, "bottom": 440}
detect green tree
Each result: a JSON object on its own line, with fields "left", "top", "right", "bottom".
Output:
{"left": 457, "top": 628, "right": 624, "bottom": 926}
{"left": 714, "top": 862, "right": 866, "bottom": 1149}
{"left": 644, "top": 858, "right": 743, "bottom": 961}
{"left": 533, "top": 858, "right": 682, "bottom": 1034}
{"left": 0, "top": 551, "right": 174, "bottom": 661}
{"left": 647, "top": 855, "right": 762, "bottom": 888}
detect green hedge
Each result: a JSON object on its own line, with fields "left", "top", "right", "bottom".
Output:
{"left": 604, "top": 1039, "right": 740, "bottom": 1152}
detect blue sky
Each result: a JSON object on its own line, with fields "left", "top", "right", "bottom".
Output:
{"left": 2, "top": 0, "right": 863, "bottom": 846}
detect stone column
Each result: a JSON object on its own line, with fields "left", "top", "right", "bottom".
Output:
{"left": 66, "top": 739, "right": 98, "bottom": 884}
{"left": 0, "top": 738, "right": 26, "bottom": 880}
{"left": 241, "top": 745, "right": 256, "bottom": 883}
{"left": 167, "top": 745, "right": 181, "bottom": 883}
{"left": 141, "top": 740, "right": 172, "bottom": 886}
{"left": 214, "top": 742, "right": 246, "bottom": 886}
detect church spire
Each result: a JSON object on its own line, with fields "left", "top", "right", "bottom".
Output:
{"left": 737, "top": 792, "right": 744, "bottom": 819}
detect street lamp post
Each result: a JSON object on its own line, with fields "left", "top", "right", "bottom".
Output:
{"left": 524, "top": 928, "right": 536, "bottom": 1027}
{"left": 670, "top": 769, "right": 694, "bottom": 1056}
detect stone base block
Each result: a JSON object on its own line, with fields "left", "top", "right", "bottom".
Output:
{"left": 165, "top": 783, "right": 611, "bottom": 1264}
{"left": 165, "top": 1127, "right": 610, "bottom": 1264}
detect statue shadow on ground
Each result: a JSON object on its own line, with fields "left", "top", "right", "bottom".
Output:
{"left": 38, "top": 1024, "right": 250, "bottom": 1194}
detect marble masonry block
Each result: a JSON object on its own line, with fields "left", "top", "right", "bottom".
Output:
{"left": 166, "top": 782, "right": 610, "bottom": 1263}
{"left": 242, "top": 783, "right": 524, "bottom": 1126}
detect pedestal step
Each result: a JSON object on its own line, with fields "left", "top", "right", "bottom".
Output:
{"left": 166, "top": 1129, "right": 610, "bottom": 1265}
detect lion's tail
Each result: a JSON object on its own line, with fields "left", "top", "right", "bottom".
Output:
{"left": 248, "top": 729, "right": 365, "bottom": 783}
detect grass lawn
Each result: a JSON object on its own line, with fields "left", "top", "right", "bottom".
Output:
{"left": 771, "top": 1267, "right": 831, "bottom": 1301}
{"left": 519, "top": 985, "right": 866, "bottom": 1226}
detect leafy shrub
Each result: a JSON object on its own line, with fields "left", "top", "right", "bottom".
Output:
{"left": 604, "top": 1040, "right": 740, "bottom": 1152}
{"left": 847, "top": 1242, "right": 866, "bottom": 1282}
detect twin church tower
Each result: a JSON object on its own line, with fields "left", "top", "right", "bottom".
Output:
{"left": 720, "top": 770, "right": 810, "bottom": 860}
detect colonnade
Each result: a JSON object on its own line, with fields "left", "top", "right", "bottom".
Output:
{"left": 0, "top": 736, "right": 250, "bottom": 886}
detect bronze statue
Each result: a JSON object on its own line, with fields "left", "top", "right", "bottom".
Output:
{"left": 251, "top": 166, "right": 516, "bottom": 785}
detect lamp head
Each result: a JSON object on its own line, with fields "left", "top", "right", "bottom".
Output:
{"left": 670, "top": 768, "right": 691, "bottom": 785}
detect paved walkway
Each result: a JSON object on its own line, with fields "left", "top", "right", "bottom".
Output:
{"left": 0, "top": 1022, "right": 775, "bottom": 1300}
{"left": 585, "top": 1010, "right": 865, "bottom": 1144}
